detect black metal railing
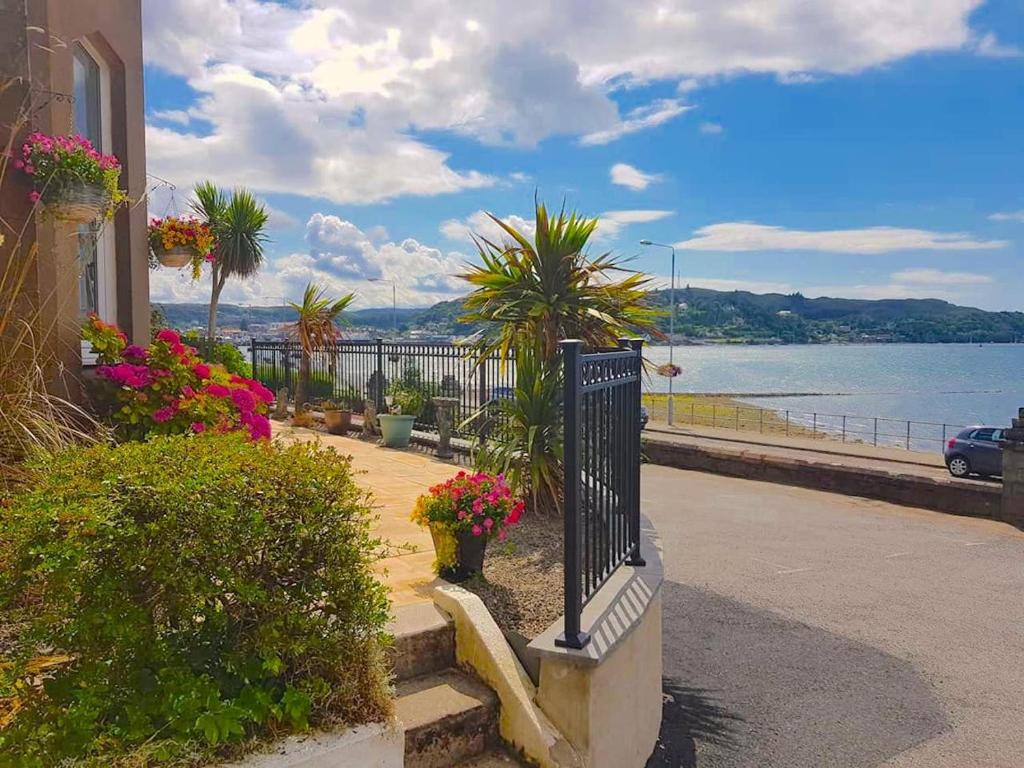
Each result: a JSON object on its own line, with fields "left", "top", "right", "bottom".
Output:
{"left": 249, "top": 339, "right": 514, "bottom": 438}
{"left": 557, "top": 338, "right": 645, "bottom": 650}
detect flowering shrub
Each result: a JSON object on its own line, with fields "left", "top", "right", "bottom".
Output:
{"left": 83, "top": 316, "right": 272, "bottom": 441}
{"left": 148, "top": 216, "right": 217, "bottom": 279}
{"left": 16, "top": 132, "right": 126, "bottom": 219}
{"left": 0, "top": 434, "right": 391, "bottom": 766}
{"left": 412, "top": 471, "right": 524, "bottom": 569}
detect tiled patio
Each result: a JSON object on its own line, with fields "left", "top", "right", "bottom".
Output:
{"left": 273, "top": 424, "right": 456, "bottom": 606}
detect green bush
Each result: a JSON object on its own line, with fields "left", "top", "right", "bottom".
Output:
{"left": 182, "top": 332, "right": 252, "bottom": 377}
{"left": 0, "top": 434, "right": 391, "bottom": 766}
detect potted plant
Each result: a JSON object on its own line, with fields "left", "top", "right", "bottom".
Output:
{"left": 378, "top": 383, "right": 424, "bottom": 448}
{"left": 16, "top": 132, "right": 126, "bottom": 224}
{"left": 411, "top": 471, "right": 524, "bottom": 581}
{"left": 148, "top": 216, "right": 216, "bottom": 277}
{"left": 321, "top": 400, "right": 352, "bottom": 435}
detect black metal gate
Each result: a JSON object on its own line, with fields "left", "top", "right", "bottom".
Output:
{"left": 557, "top": 338, "right": 644, "bottom": 649}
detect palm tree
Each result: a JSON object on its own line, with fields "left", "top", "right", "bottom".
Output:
{"left": 460, "top": 201, "right": 664, "bottom": 365}
{"left": 191, "top": 182, "right": 269, "bottom": 346}
{"left": 289, "top": 282, "right": 354, "bottom": 409}
{"left": 460, "top": 201, "right": 664, "bottom": 513}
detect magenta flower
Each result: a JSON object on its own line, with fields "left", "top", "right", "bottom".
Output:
{"left": 155, "top": 328, "right": 181, "bottom": 345}
{"left": 231, "top": 387, "right": 256, "bottom": 413}
{"left": 191, "top": 421, "right": 206, "bottom": 433}
{"left": 192, "top": 362, "right": 211, "bottom": 379}
{"left": 152, "top": 405, "right": 177, "bottom": 423}
{"left": 28, "top": 191, "right": 41, "bottom": 203}
{"left": 483, "top": 517, "right": 494, "bottom": 530}
{"left": 205, "top": 383, "right": 230, "bottom": 398}
{"left": 122, "top": 344, "right": 148, "bottom": 360}
{"left": 471, "top": 524, "right": 483, "bottom": 537}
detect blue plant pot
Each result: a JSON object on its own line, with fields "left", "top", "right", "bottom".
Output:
{"left": 378, "top": 414, "right": 416, "bottom": 448}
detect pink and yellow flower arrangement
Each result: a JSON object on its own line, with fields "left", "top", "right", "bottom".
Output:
{"left": 411, "top": 471, "right": 524, "bottom": 573}
{"left": 148, "top": 216, "right": 217, "bottom": 279}
{"left": 16, "top": 132, "right": 126, "bottom": 219}
{"left": 83, "top": 316, "right": 273, "bottom": 441}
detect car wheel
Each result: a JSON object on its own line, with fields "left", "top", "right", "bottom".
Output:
{"left": 947, "top": 455, "right": 971, "bottom": 478}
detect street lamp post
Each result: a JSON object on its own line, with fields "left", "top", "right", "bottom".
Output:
{"left": 640, "top": 240, "right": 676, "bottom": 426}
{"left": 368, "top": 278, "right": 397, "bottom": 335}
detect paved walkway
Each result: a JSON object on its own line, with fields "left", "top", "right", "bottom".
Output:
{"left": 274, "top": 424, "right": 455, "bottom": 606}
{"left": 644, "top": 422, "right": 1000, "bottom": 486}
{"left": 643, "top": 464, "right": 1024, "bottom": 768}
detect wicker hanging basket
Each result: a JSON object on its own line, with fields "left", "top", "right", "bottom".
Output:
{"left": 45, "top": 181, "right": 108, "bottom": 225}
{"left": 156, "top": 247, "right": 194, "bottom": 268}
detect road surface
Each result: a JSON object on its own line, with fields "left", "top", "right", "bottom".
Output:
{"left": 642, "top": 464, "right": 1024, "bottom": 768}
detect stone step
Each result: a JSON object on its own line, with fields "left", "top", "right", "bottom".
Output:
{"left": 454, "top": 746, "right": 531, "bottom": 766}
{"left": 396, "top": 668, "right": 499, "bottom": 768}
{"left": 389, "top": 603, "right": 455, "bottom": 683}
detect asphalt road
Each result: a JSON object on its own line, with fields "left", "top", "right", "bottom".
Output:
{"left": 641, "top": 464, "right": 1024, "bottom": 768}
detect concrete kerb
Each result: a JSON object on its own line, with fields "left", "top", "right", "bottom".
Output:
{"left": 219, "top": 721, "right": 404, "bottom": 767}
{"left": 432, "top": 586, "right": 583, "bottom": 768}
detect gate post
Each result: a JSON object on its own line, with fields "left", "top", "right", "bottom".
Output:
{"left": 556, "top": 339, "right": 588, "bottom": 650}
{"left": 625, "top": 338, "right": 646, "bottom": 567}
{"left": 374, "top": 338, "right": 385, "bottom": 412}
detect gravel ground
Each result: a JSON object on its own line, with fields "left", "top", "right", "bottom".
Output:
{"left": 465, "top": 514, "right": 564, "bottom": 639}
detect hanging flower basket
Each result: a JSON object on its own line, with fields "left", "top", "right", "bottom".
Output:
{"left": 148, "top": 216, "right": 216, "bottom": 279}
{"left": 656, "top": 363, "right": 682, "bottom": 378}
{"left": 156, "top": 246, "right": 193, "bottom": 269}
{"left": 45, "top": 180, "right": 109, "bottom": 225}
{"left": 17, "top": 132, "right": 126, "bottom": 223}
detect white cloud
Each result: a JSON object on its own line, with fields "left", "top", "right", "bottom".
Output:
{"left": 150, "top": 214, "right": 469, "bottom": 308}
{"left": 150, "top": 109, "right": 191, "bottom": 125}
{"left": 142, "top": 0, "right": 1007, "bottom": 204}
{"left": 581, "top": 99, "right": 692, "bottom": 145}
{"left": 699, "top": 121, "right": 723, "bottom": 135}
{"left": 974, "top": 32, "right": 1022, "bottom": 59}
{"left": 890, "top": 268, "right": 993, "bottom": 286}
{"left": 610, "top": 163, "right": 661, "bottom": 191}
{"left": 675, "top": 222, "right": 1007, "bottom": 253}
{"left": 988, "top": 210, "right": 1024, "bottom": 223}
{"left": 596, "top": 209, "right": 674, "bottom": 239}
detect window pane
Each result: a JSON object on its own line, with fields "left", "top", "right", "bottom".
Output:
{"left": 72, "top": 44, "right": 101, "bottom": 145}
{"left": 973, "top": 428, "right": 996, "bottom": 442}
{"left": 78, "top": 225, "right": 99, "bottom": 318}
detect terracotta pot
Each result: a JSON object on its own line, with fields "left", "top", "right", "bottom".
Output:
{"left": 46, "top": 181, "right": 107, "bottom": 225}
{"left": 156, "top": 246, "right": 193, "bottom": 269}
{"left": 323, "top": 409, "right": 352, "bottom": 435}
{"left": 429, "top": 525, "right": 487, "bottom": 582}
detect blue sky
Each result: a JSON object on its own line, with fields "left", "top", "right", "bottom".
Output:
{"left": 143, "top": 0, "right": 1024, "bottom": 311}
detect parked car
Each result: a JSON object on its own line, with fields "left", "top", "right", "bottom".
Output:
{"left": 944, "top": 426, "right": 1004, "bottom": 478}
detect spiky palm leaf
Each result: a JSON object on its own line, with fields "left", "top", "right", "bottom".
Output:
{"left": 191, "top": 182, "right": 269, "bottom": 343}
{"left": 289, "top": 283, "right": 354, "bottom": 408}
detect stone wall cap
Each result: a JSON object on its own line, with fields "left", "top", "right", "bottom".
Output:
{"left": 528, "top": 515, "right": 663, "bottom": 667}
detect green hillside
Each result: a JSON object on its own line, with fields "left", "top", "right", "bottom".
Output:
{"left": 156, "top": 289, "right": 1024, "bottom": 344}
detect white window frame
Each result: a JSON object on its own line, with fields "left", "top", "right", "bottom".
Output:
{"left": 75, "top": 38, "right": 117, "bottom": 363}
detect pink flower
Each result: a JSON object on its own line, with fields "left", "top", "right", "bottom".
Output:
{"left": 471, "top": 524, "right": 483, "bottom": 537}
{"left": 497, "top": 528, "right": 508, "bottom": 542}
{"left": 28, "top": 191, "right": 40, "bottom": 203}
{"left": 122, "top": 344, "right": 148, "bottom": 360}
{"left": 457, "top": 510, "right": 467, "bottom": 520}
{"left": 205, "top": 383, "right": 230, "bottom": 398}
{"left": 191, "top": 421, "right": 206, "bottom": 433}
{"left": 155, "top": 328, "right": 181, "bottom": 345}
{"left": 506, "top": 501, "right": 524, "bottom": 526}
{"left": 472, "top": 499, "right": 484, "bottom": 515}
{"left": 483, "top": 517, "right": 494, "bottom": 530}
{"left": 152, "top": 405, "right": 177, "bottom": 423}
{"left": 192, "top": 362, "right": 211, "bottom": 379}
{"left": 246, "top": 413, "right": 271, "bottom": 441}
{"left": 231, "top": 387, "right": 256, "bottom": 413}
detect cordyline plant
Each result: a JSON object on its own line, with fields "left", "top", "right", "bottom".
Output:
{"left": 83, "top": 317, "right": 273, "bottom": 441}
{"left": 460, "top": 201, "right": 664, "bottom": 514}
{"left": 288, "top": 282, "right": 353, "bottom": 410}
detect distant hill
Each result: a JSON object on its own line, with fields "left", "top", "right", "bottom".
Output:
{"left": 155, "top": 288, "right": 1024, "bottom": 344}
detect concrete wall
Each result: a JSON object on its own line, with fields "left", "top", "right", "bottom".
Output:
{"left": 528, "top": 518, "right": 664, "bottom": 768}
{"left": 643, "top": 435, "right": 1002, "bottom": 519}
{"left": 534, "top": 595, "right": 663, "bottom": 768}
{"left": 0, "top": 0, "right": 148, "bottom": 394}
{"left": 220, "top": 721, "right": 404, "bottom": 768}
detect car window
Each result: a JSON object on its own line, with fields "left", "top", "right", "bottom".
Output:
{"left": 992, "top": 429, "right": 1003, "bottom": 442}
{"left": 972, "top": 428, "right": 996, "bottom": 442}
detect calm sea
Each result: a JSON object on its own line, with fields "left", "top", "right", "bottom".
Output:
{"left": 643, "top": 343, "right": 1024, "bottom": 430}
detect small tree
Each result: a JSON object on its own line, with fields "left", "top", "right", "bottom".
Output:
{"left": 191, "top": 182, "right": 269, "bottom": 345}
{"left": 289, "top": 282, "right": 353, "bottom": 409}
{"left": 460, "top": 201, "right": 664, "bottom": 513}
